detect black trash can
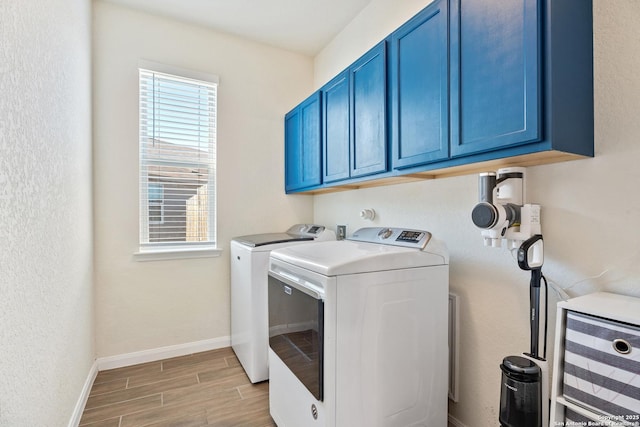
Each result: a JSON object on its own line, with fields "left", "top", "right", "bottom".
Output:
{"left": 499, "top": 355, "right": 542, "bottom": 427}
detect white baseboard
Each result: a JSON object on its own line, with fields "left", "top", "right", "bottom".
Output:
{"left": 448, "top": 414, "right": 469, "bottom": 427}
{"left": 67, "top": 337, "right": 230, "bottom": 426}
{"left": 96, "top": 336, "right": 231, "bottom": 371}
{"left": 68, "top": 360, "right": 98, "bottom": 427}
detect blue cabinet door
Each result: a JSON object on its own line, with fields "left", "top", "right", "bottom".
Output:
{"left": 323, "top": 71, "right": 350, "bottom": 183}
{"left": 284, "top": 92, "right": 322, "bottom": 192}
{"left": 450, "top": 0, "right": 541, "bottom": 157}
{"left": 350, "top": 42, "right": 388, "bottom": 178}
{"left": 391, "top": 0, "right": 449, "bottom": 169}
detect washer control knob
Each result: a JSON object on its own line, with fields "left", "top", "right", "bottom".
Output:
{"left": 377, "top": 228, "right": 393, "bottom": 239}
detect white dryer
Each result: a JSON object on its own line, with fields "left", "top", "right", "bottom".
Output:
{"left": 231, "top": 224, "right": 335, "bottom": 383}
{"left": 267, "top": 227, "right": 449, "bottom": 426}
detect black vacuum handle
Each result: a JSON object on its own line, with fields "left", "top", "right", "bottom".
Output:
{"left": 529, "top": 269, "right": 542, "bottom": 358}
{"left": 518, "top": 235, "right": 543, "bottom": 271}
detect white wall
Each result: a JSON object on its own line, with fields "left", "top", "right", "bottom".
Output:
{"left": 0, "top": 0, "right": 94, "bottom": 425}
{"left": 314, "top": 0, "right": 430, "bottom": 86}
{"left": 92, "top": 1, "right": 315, "bottom": 358}
{"left": 312, "top": 1, "right": 640, "bottom": 426}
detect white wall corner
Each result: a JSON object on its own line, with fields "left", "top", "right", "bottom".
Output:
{"left": 68, "top": 361, "right": 99, "bottom": 427}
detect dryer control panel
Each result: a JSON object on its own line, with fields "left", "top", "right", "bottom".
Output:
{"left": 348, "top": 227, "right": 432, "bottom": 249}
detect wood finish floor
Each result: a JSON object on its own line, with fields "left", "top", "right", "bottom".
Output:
{"left": 80, "top": 347, "right": 276, "bottom": 427}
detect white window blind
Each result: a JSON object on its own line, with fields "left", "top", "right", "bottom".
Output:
{"left": 139, "top": 67, "right": 217, "bottom": 250}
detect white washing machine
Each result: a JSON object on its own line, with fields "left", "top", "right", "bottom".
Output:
{"left": 231, "top": 224, "right": 335, "bottom": 383}
{"left": 267, "top": 227, "right": 449, "bottom": 427}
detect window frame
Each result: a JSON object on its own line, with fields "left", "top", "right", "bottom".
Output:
{"left": 134, "top": 60, "right": 222, "bottom": 261}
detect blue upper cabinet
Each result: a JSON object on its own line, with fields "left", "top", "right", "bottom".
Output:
{"left": 284, "top": 92, "right": 322, "bottom": 192}
{"left": 450, "top": 0, "right": 541, "bottom": 157}
{"left": 390, "top": 0, "right": 449, "bottom": 169}
{"left": 350, "top": 41, "right": 388, "bottom": 178}
{"left": 285, "top": 0, "right": 592, "bottom": 193}
{"left": 322, "top": 42, "right": 388, "bottom": 183}
{"left": 323, "top": 71, "right": 350, "bottom": 183}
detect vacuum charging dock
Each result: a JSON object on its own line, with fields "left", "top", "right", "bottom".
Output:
{"left": 499, "top": 355, "right": 549, "bottom": 427}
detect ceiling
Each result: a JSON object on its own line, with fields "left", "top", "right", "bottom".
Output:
{"left": 102, "top": 0, "right": 373, "bottom": 56}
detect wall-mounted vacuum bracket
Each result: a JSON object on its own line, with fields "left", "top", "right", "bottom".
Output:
{"left": 471, "top": 167, "right": 541, "bottom": 248}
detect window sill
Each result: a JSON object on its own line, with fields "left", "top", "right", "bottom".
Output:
{"left": 133, "top": 246, "right": 222, "bottom": 262}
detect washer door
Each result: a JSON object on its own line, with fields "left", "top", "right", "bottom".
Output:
{"left": 268, "top": 273, "right": 324, "bottom": 401}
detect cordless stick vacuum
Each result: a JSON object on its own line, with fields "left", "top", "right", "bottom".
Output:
{"left": 471, "top": 168, "right": 549, "bottom": 427}
{"left": 499, "top": 234, "right": 549, "bottom": 427}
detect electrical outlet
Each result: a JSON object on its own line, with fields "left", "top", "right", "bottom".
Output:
{"left": 337, "top": 225, "right": 346, "bottom": 240}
